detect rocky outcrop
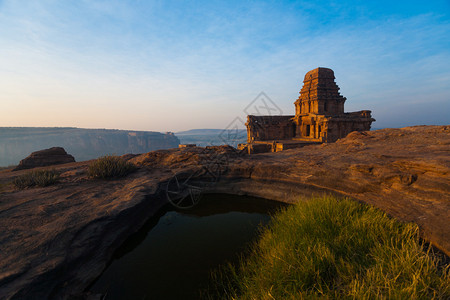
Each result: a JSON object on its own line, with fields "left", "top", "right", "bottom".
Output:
{"left": 0, "top": 125, "right": 448, "bottom": 299}
{"left": 0, "top": 127, "right": 180, "bottom": 166}
{"left": 13, "top": 147, "right": 75, "bottom": 171}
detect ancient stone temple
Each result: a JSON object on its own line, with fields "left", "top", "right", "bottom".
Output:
{"left": 241, "top": 67, "right": 375, "bottom": 153}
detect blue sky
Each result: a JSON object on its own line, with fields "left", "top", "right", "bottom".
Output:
{"left": 0, "top": 0, "right": 449, "bottom": 131}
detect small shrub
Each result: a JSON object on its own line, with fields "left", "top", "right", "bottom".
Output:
{"left": 88, "top": 155, "right": 137, "bottom": 179}
{"left": 13, "top": 169, "right": 59, "bottom": 189}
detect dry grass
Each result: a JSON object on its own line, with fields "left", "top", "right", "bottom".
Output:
{"left": 88, "top": 155, "right": 137, "bottom": 179}
{"left": 13, "top": 169, "right": 59, "bottom": 189}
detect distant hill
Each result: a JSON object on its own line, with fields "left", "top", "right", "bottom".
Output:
{"left": 175, "top": 128, "right": 247, "bottom": 147}
{"left": 0, "top": 127, "right": 179, "bottom": 167}
{"left": 176, "top": 129, "right": 225, "bottom": 135}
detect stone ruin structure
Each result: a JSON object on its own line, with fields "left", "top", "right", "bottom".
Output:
{"left": 241, "top": 67, "right": 375, "bottom": 153}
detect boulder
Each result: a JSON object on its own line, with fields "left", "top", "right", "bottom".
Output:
{"left": 13, "top": 147, "right": 75, "bottom": 171}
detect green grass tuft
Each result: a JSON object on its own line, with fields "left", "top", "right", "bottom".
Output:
{"left": 13, "top": 169, "right": 59, "bottom": 189}
{"left": 210, "top": 195, "right": 450, "bottom": 299}
{"left": 88, "top": 155, "right": 137, "bottom": 179}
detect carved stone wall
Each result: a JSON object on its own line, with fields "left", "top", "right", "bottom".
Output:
{"left": 293, "top": 110, "right": 374, "bottom": 142}
{"left": 246, "top": 115, "right": 295, "bottom": 142}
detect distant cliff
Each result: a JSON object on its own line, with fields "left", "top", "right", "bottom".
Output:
{"left": 0, "top": 127, "right": 180, "bottom": 166}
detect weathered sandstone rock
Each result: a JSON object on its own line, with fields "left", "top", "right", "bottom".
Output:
{"left": 0, "top": 125, "right": 448, "bottom": 298}
{"left": 13, "top": 147, "right": 75, "bottom": 171}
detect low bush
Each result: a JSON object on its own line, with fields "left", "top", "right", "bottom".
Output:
{"left": 13, "top": 169, "right": 59, "bottom": 189}
{"left": 210, "top": 195, "right": 450, "bottom": 299}
{"left": 88, "top": 155, "right": 137, "bottom": 179}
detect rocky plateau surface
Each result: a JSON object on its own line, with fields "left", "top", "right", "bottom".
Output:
{"left": 0, "top": 125, "right": 449, "bottom": 299}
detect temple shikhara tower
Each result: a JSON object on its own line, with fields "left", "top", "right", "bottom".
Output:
{"left": 241, "top": 67, "right": 375, "bottom": 153}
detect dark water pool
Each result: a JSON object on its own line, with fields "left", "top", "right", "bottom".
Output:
{"left": 89, "top": 193, "right": 285, "bottom": 299}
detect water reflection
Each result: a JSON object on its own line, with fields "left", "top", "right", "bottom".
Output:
{"left": 90, "top": 193, "right": 285, "bottom": 299}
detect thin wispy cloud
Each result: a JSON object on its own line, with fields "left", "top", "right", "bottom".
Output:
{"left": 0, "top": 1, "right": 449, "bottom": 131}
